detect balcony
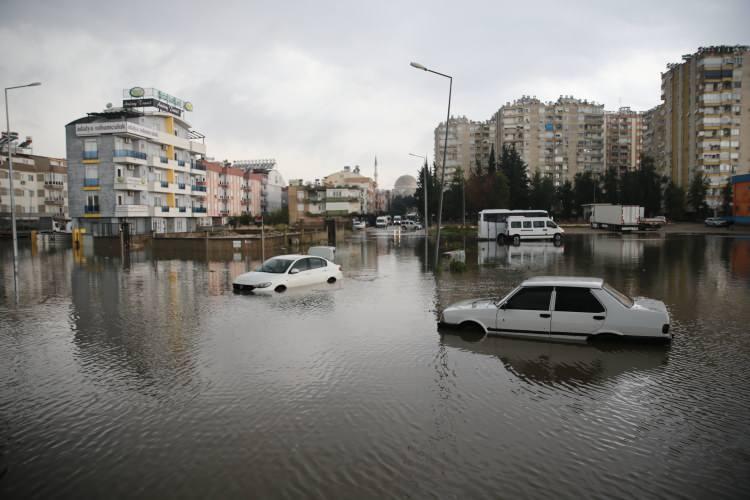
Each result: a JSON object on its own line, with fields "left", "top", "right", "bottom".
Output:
{"left": 114, "top": 176, "right": 147, "bottom": 191}
{"left": 83, "top": 151, "right": 98, "bottom": 160}
{"left": 150, "top": 181, "right": 174, "bottom": 193}
{"left": 83, "top": 178, "right": 100, "bottom": 187}
{"left": 84, "top": 204, "right": 100, "bottom": 214}
{"left": 192, "top": 206, "right": 207, "bottom": 214}
{"left": 44, "top": 181, "right": 64, "bottom": 189}
{"left": 113, "top": 149, "right": 148, "bottom": 165}
{"left": 191, "top": 162, "right": 206, "bottom": 172}
{"left": 242, "top": 184, "right": 252, "bottom": 191}
{"left": 114, "top": 204, "right": 149, "bottom": 217}
{"left": 218, "top": 180, "right": 229, "bottom": 187}
{"left": 45, "top": 197, "right": 65, "bottom": 205}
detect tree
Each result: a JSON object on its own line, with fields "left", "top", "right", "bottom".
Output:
{"left": 498, "top": 145, "right": 529, "bottom": 209}
{"left": 638, "top": 156, "right": 663, "bottom": 216}
{"left": 687, "top": 171, "right": 709, "bottom": 218}
{"left": 573, "top": 171, "right": 601, "bottom": 214}
{"left": 601, "top": 167, "right": 620, "bottom": 204}
{"left": 443, "top": 167, "right": 464, "bottom": 221}
{"left": 664, "top": 181, "right": 686, "bottom": 221}
{"left": 414, "top": 161, "right": 438, "bottom": 223}
{"left": 391, "top": 195, "right": 416, "bottom": 216}
{"left": 529, "top": 171, "right": 555, "bottom": 212}
{"left": 720, "top": 182, "right": 733, "bottom": 216}
{"left": 556, "top": 180, "right": 575, "bottom": 220}
{"left": 487, "top": 144, "right": 497, "bottom": 175}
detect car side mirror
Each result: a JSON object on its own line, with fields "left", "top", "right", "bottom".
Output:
{"left": 289, "top": 268, "right": 300, "bottom": 275}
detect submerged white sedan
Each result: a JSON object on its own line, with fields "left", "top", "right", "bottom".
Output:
{"left": 439, "top": 276, "right": 671, "bottom": 342}
{"left": 233, "top": 254, "right": 342, "bottom": 294}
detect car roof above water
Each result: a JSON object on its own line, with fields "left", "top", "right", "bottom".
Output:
{"left": 521, "top": 276, "right": 604, "bottom": 288}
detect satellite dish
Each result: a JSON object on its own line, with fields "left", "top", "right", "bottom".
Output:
{"left": 106, "top": 102, "right": 113, "bottom": 109}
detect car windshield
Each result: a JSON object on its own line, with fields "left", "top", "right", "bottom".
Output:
{"left": 603, "top": 283, "right": 634, "bottom": 308}
{"left": 255, "top": 258, "right": 294, "bottom": 274}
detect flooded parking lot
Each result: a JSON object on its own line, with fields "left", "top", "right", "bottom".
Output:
{"left": 1, "top": 233, "right": 750, "bottom": 498}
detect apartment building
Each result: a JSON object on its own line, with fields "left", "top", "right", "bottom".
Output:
{"left": 642, "top": 104, "right": 667, "bottom": 172}
{"left": 661, "top": 45, "right": 750, "bottom": 207}
{"left": 434, "top": 117, "right": 495, "bottom": 181}
{"left": 603, "top": 107, "right": 643, "bottom": 174}
{"left": 494, "top": 96, "right": 605, "bottom": 185}
{"left": 65, "top": 88, "right": 209, "bottom": 235}
{"left": 323, "top": 165, "right": 376, "bottom": 213}
{"left": 234, "top": 160, "right": 285, "bottom": 215}
{"left": 0, "top": 139, "right": 68, "bottom": 223}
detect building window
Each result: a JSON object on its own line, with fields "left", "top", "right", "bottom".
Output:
{"left": 84, "top": 139, "right": 98, "bottom": 159}
{"left": 84, "top": 165, "right": 98, "bottom": 186}
{"left": 85, "top": 194, "right": 99, "bottom": 213}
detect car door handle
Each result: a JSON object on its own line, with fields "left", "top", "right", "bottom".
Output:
{"left": 539, "top": 313, "right": 551, "bottom": 318}
{"left": 593, "top": 315, "right": 605, "bottom": 320}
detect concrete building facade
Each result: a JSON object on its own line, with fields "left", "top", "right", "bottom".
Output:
{"left": 0, "top": 145, "right": 68, "bottom": 223}
{"left": 603, "top": 107, "right": 643, "bottom": 174}
{"left": 661, "top": 45, "right": 750, "bottom": 208}
{"left": 495, "top": 96, "right": 605, "bottom": 186}
{"left": 434, "top": 117, "right": 495, "bottom": 181}
{"left": 65, "top": 90, "right": 208, "bottom": 235}
{"left": 642, "top": 104, "right": 667, "bottom": 173}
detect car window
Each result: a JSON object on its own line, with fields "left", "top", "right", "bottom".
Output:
{"left": 290, "top": 258, "right": 311, "bottom": 272}
{"left": 256, "top": 258, "right": 294, "bottom": 273}
{"left": 510, "top": 221, "right": 521, "bottom": 228}
{"left": 554, "top": 287, "right": 605, "bottom": 313}
{"left": 309, "top": 257, "right": 326, "bottom": 269}
{"left": 504, "top": 286, "right": 552, "bottom": 311}
{"left": 533, "top": 220, "right": 544, "bottom": 228}
{"left": 546, "top": 220, "right": 557, "bottom": 228}
{"left": 523, "top": 221, "right": 532, "bottom": 229}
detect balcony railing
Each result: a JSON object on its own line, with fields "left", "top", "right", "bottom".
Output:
{"left": 177, "top": 160, "right": 186, "bottom": 167}
{"left": 84, "top": 178, "right": 100, "bottom": 187}
{"left": 84, "top": 205, "right": 100, "bottom": 213}
{"left": 159, "top": 156, "right": 168, "bottom": 164}
{"left": 178, "top": 207, "right": 187, "bottom": 213}
{"left": 161, "top": 206, "right": 169, "bottom": 213}
{"left": 160, "top": 180, "right": 169, "bottom": 188}
{"left": 192, "top": 207, "right": 207, "bottom": 213}
{"left": 114, "top": 149, "right": 147, "bottom": 160}
{"left": 83, "top": 151, "right": 98, "bottom": 160}
{"left": 191, "top": 185, "right": 207, "bottom": 192}
{"left": 178, "top": 183, "right": 186, "bottom": 189}
{"left": 192, "top": 162, "right": 206, "bottom": 171}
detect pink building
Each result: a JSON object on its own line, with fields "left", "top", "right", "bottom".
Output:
{"left": 203, "top": 160, "right": 262, "bottom": 220}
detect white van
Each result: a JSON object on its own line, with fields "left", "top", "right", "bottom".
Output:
{"left": 504, "top": 216, "right": 563, "bottom": 245}
{"left": 393, "top": 215, "right": 402, "bottom": 225}
{"left": 478, "top": 209, "right": 550, "bottom": 241}
{"left": 375, "top": 216, "right": 389, "bottom": 228}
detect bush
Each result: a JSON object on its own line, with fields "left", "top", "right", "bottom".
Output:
{"left": 449, "top": 260, "right": 467, "bottom": 273}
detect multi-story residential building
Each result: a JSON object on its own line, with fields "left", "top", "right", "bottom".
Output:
{"left": 288, "top": 173, "right": 376, "bottom": 224}
{"left": 323, "top": 166, "right": 376, "bottom": 213}
{"left": 661, "top": 45, "right": 750, "bottom": 208}
{"left": 65, "top": 88, "right": 208, "bottom": 235}
{"left": 234, "top": 159, "right": 285, "bottom": 215}
{"left": 1, "top": 139, "right": 68, "bottom": 224}
{"left": 494, "top": 95, "right": 605, "bottom": 185}
{"left": 642, "top": 104, "right": 667, "bottom": 173}
{"left": 434, "top": 117, "right": 495, "bottom": 181}
{"left": 203, "top": 160, "right": 263, "bottom": 222}
{"left": 603, "top": 107, "right": 643, "bottom": 174}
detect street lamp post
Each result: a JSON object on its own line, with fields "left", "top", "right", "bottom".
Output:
{"left": 4, "top": 81, "right": 42, "bottom": 301}
{"left": 408, "top": 153, "right": 428, "bottom": 231}
{"left": 410, "top": 62, "right": 452, "bottom": 267}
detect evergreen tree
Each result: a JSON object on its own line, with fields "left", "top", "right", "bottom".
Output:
{"left": 489, "top": 171, "right": 510, "bottom": 209}
{"left": 443, "top": 167, "right": 465, "bottom": 221}
{"left": 499, "top": 145, "right": 529, "bottom": 209}
{"left": 487, "top": 144, "right": 497, "bottom": 175}
{"left": 473, "top": 158, "right": 484, "bottom": 177}
{"left": 687, "top": 171, "right": 709, "bottom": 218}
{"left": 573, "top": 171, "right": 601, "bottom": 213}
{"left": 529, "top": 171, "right": 554, "bottom": 211}
{"left": 638, "top": 156, "right": 663, "bottom": 216}
{"left": 601, "top": 167, "right": 620, "bottom": 204}
{"left": 556, "top": 180, "right": 575, "bottom": 220}
{"left": 664, "top": 181, "right": 686, "bottom": 221}
{"left": 414, "top": 161, "right": 439, "bottom": 223}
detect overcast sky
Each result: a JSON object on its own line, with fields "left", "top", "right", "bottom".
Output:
{"left": 1, "top": 0, "right": 748, "bottom": 188}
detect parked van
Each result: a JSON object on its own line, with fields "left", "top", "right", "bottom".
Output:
{"left": 393, "top": 215, "right": 402, "bottom": 225}
{"left": 376, "top": 216, "right": 389, "bottom": 228}
{"left": 478, "top": 209, "right": 550, "bottom": 241}
{"left": 504, "top": 216, "right": 563, "bottom": 245}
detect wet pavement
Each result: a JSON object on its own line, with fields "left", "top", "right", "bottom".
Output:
{"left": 1, "top": 232, "right": 750, "bottom": 498}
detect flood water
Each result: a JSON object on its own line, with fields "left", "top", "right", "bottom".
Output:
{"left": 2, "top": 233, "right": 750, "bottom": 498}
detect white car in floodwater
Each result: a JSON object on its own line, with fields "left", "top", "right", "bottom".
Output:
{"left": 439, "top": 276, "right": 671, "bottom": 343}
{"left": 233, "top": 254, "right": 342, "bottom": 294}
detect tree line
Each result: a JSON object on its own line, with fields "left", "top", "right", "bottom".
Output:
{"left": 414, "top": 145, "right": 726, "bottom": 222}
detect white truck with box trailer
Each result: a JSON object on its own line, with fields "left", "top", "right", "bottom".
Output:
{"left": 589, "top": 204, "right": 643, "bottom": 232}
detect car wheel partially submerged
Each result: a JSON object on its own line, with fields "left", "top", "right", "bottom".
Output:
{"left": 274, "top": 285, "right": 287, "bottom": 293}
{"left": 327, "top": 277, "right": 336, "bottom": 284}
